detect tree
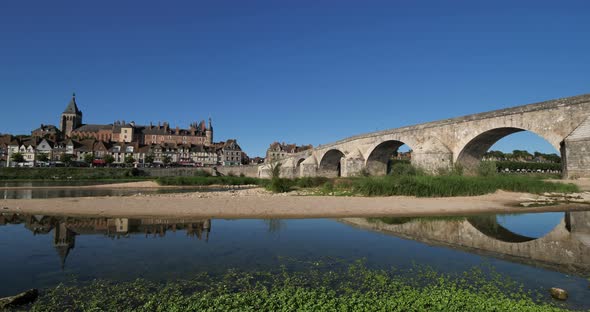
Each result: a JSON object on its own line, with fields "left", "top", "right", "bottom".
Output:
{"left": 125, "top": 155, "right": 135, "bottom": 166}
{"left": 104, "top": 155, "right": 115, "bottom": 166}
{"left": 483, "top": 150, "right": 505, "bottom": 160}
{"left": 61, "top": 154, "right": 74, "bottom": 165}
{"left": 512, "top": 150, "right": 532, "bottom": 160}
{"left": 37, "top": 153, "right": 49, "bottom": 162}
{"left": 144, "top": 154, "right": 155, "bottom": 164}
{"left": 11, "top": 152, "right": 25, "bottom": 163}
{"left": 162, "top": 155, "right": 172, "bottom": 165}
{"left": 84, "top": 153, "right": 94, "bottom": 165}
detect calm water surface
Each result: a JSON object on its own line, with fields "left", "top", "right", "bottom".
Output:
{"left": 0, "top": 211, "right": 589, "bottom": 309}
{"left": 0, "top": 181, "right": 237, "bottom": 199}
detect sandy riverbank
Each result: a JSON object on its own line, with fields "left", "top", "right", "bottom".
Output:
{"left": 0, "top": 181, "right": 247, "bottom": 190}
{"left": 1, "top": 187, "right": 589, "bottom": 218}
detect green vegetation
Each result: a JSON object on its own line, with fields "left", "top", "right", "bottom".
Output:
{"left": 144, "top": 154, "right": 154, "bottom": 165}
{"left": 36, "top": 153, "right": 49, "bottom": 162}
{"left": 484, "top": 150, "right": 561, "bottom": 163}
{"left": 343, "top": 174, "right": 577, "bottom": 197}
{"left": 23, "top": 262, "right": 569, "bottom": 311}
{"left": 155, "top": 161, "right": 576, "bottom": 196}
{"left": 304, "top": 161, "right": 577, "bottom": 197}
{"left": 83, "top": 153, "right": 94, "bottom": 165}
{"left": 478, "top": 161, "right": 498, "bottom": 177}
{"left": 10, "top": 152, "right": 25, "bottom": 163}
{"left": 124, "top": 155, "right": 135, "bottom": 165}
{"left": 0, "top": 167, "right": 150, "bottom": 180}
{"left": 104, "top": 155, "right": 115, "bottom": 165}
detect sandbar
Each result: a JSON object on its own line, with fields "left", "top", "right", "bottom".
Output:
{"left": 1, "top": 187, "right": 588, "bottom": 219}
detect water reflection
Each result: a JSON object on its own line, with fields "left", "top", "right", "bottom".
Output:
{"left": 348, "top": 211, "right": 590, "bottom": 276}
{"left": 1, "top": 212, "right": 589, "bottom": 309}
{"left": 0, "top": 213, "right": 211, "bottom": 269}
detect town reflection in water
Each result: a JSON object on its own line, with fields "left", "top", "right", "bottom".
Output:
{"left": 0, "top": 213, "right": 211, "bottom": 269}
{"left": 1, "top": 211, "right": 589, "bottom": 277}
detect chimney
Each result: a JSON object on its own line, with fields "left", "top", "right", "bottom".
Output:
{"left": 176, "top": 126, "right": 180, "bottom": 134}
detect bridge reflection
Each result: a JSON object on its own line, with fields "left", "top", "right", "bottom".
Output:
{"left": 340, "top": 211, "right": 590, "bottom": 276}
{"left": 0, "top": 213, "right": 211, "bottom": 269}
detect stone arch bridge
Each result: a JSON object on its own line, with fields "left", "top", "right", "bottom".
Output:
{"left": 261, "top": 94, "right": 590, "bottom": 178}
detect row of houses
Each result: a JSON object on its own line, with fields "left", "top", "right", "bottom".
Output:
{"left": 0, "top": 135, "right": 246, "bottom": 167}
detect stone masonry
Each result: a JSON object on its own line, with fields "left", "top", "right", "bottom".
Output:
{"left": 260, "top": 94, "right": 590, "bottom": 179}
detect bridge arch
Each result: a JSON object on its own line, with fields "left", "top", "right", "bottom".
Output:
{"left": 467, "top": 215, "right": 537, "bottom": 243}
{"left": 295, "top": 158, "right": 305, "bottom": 175}
{"left": 455, "top": 127, "right": 562, "bottom": 173}
{"left": 319, "top": 149, "right": 345, "bottom": 177}
{"left": 365, "top": 140, "right": 413, "bottom": 176}
{"left": 467, "top": 213, "right": 571, "bottom": 245}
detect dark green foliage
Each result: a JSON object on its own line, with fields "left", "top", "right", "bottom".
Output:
{"left": 60, "top": 154, "right": 73, "bottom": 165}
{"left": 10, "top": 152, "right": 25, "bottom": 163}
{"left": 389, "top": 162, "right": 423, "bottom": 176}
{"left": 83, "top": 153, "right": 94, "bottom": 164}
{"left": 36, "top": 153, "right": 49, "bottom": 162}
{"left": 124, "top": 155, "right": 135, "bottom": 165}
{"left": 144, "top": 154, "right": 154, "bottom": 164}
{"left": 349, "top": 175, "right": 577, "bottom": 197}
{"left": 104, "top": 155, "right": 115, "bottom": 165}
{"left": 478, "top": 161, "right": 498, "bottom": 177}
{"left": 25, "top": 262, "right": 568, "bottom": 312}
{"left": 266, "top": 178, "right": 294, "bottom": 193}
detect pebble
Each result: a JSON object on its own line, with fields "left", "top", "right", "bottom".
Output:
{"left": 549, "top": 287, "right": 568, "bottom": 301}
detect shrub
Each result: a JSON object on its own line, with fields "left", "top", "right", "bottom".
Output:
{"left": 390, "top": 162, "right": 422, "bottom": 176}
{"left": 295, "top": 177, "right": 329, "bottom": 188}
{"left": 321, "top": 181, "right": 335, "bottom": 194}
{"left": 266, "top": 178, "right": 293, "bottom": 193}
{"left": 478, "top": 161, "right": 497, "bottom": 177}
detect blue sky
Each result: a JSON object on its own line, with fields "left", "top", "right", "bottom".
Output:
{"left": 1, "top": 1, "right": 589, "bottom": 157}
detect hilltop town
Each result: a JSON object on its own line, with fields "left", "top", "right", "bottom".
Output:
{"left": 0, "top": 94, "right": 248, "bottom": 168}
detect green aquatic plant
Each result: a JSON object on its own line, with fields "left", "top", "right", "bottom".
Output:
{"left": 23, "top": 261, "right": 571, "bottom": 312}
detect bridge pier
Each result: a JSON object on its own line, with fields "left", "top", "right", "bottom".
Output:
{"left": 563, "top": 117, "right": 590, "bottom": 178}
{"left": 341, "top": 149, "right": 365, "bottom": 177}
{"left": 412, "top": 152, "right": 453, "bottom": 174}
{"left": 299, "top": 156, "right": 318, "bottom": 177}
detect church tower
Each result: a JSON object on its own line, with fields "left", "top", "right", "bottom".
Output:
{"left": 60, "top": 93, "right": 83, "bottom": 138}
{"left": 206, "top": 117, "right": 213, "bottom": 145}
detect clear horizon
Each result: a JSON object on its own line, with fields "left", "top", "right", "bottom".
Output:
{"left": 1, "top": 1, "right": 588, "bottom": 157}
